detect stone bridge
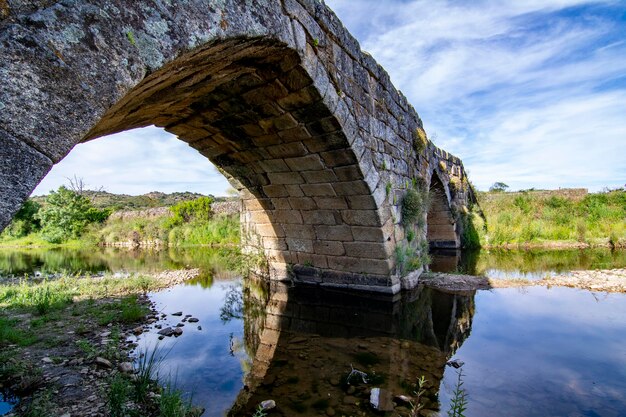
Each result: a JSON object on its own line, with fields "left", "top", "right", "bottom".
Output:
{"left": 0, "top": 0, "right": 476, "bottom": 293}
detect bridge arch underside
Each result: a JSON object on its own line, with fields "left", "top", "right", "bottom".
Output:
{"left": 71, "top": 39, "right": 393, "bottom": 290}
{"left": 427, "top": 174, "right": 460, "bottom": 249}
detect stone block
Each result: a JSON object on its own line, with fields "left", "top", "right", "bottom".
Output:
{"left": 333, "top": 180, "right": 370, "bottom": 196}
{"left": 285, "top": 184, "right": 305, "bottom": 197}
{"left": 351, "top": 226, "right": 385, "bottom": 242}
{"left": 302, "top": 210, "right": 338, "bottom": 225}
{"left": 277, "top": 85, "right": 320, "bottom": 111}
{"left": 341, "top": 210, "right": 382, "bottom": 227}
{"left": 288, "top": 197, "right": 317, "bottom": 210}
{"left": 314, "top": 225, "right": 353, "bottom": 241}
{"left": 301, "top": 169, "right": 338, "bottom": 184}
{"left": 283, "top": 224, "right": 316, "bottom": 239}
{"left": 303, "top": 132, "right": 349, "bottom": 153}
{"left": 278, "top": 126, "right": 311, "bottom": 142}
{"left": 333, "top": 164, "right": 363, "bottom": 181}
{"left": 286, "top": 238, "right": 314, "bottom": 253}
{"left": 255, "top": 224, "right": 285, "bottom": 238}
{"left": 267, "top": 249, "right": 298, "bottom": 264}
{"left": 272, "top": 209, "right": 303, "bottom": 224}
{"left": 314, "top": 196, "right": 348, "bottom": 210}
{"left": 266, "top": 142, "right": 309, "bottom": 158}
{"left": 263, "top": 237, "right": 288, "bottom": 251}
{"left": 321, "top": 149, "right": 358, "bottom": 167}
{"left": 263, "top": 184, "right": 289, "bottom": 198}
{"left": 297, "top": 253, "right": 328, "bottom": 268}
{"left": 326, "top": 256, "right": 392, "bottom": 275}
{"left": 284, "top": 154, "right": 325, "bottom": 171}
{"left": 259, "top": 158, "right": 289, "bottom": 173}
{"left": 301, "top": 183, "right": 336, "bottom": 197}
{"left": 343, "top": 242, "right": 392, "bottom": 259}
{"left": 272, "top": 198, "right": 292, "bottom": 209}
{"left": 313, "top": 241, "right": 345, "bottom": 256}
{"left": 346, "top": 195, "right": 377, "bottom": 210}
{"left": 267, "top": 172, "right": 304, "bottom": 185}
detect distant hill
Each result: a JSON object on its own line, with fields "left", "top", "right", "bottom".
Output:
{"left": 31, "top": 190, "right": 227, "bottom": 211}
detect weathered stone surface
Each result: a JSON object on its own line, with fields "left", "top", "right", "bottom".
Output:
{"left": 0, "top": 131, "right": 53, "bottom": 230}
{"left": 0, "top": 0, "right": 475, "bottom": 293}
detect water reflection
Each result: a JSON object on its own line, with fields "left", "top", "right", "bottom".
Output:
{"left": 430, "top": 248, "right": 626, "bottom": 280}
{"left": 0, "top": 246, "right": 240, "bottom": 281}
{"left": 230, "top": 282, "right": 475, "bottom": 416}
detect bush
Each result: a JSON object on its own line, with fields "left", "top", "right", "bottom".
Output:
{"left": 170, "top": 197, "right": 214, "bottom": 223}
{"left": 401, "top": 189, "right": 425, "bottom": 226}
{"left": 36, "top": 186, "right": 109, "bottom": 243}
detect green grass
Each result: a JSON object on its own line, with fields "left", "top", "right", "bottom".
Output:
{"left": 473, "top": 189, "right": 626, "bottom": 247}
{"left": 0, "top": 316, "right": 37, "bottom": 346}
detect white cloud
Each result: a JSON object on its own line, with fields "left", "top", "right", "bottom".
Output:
{"left": 326, "top": 0, "right": 626, "bottom": 191}
{"left": 33, "top": 126, "right": 232, "bottom": 196}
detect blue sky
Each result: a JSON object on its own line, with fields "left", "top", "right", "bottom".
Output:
{"left": 34, "top": 0, "right": 626, "bottom": 195}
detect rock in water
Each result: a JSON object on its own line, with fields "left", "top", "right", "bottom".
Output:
{"left": 446, "top": 359, "right": 465, "bottom": 369}
{"left": 158, "top": 327, "right": 175, "bottom": 337}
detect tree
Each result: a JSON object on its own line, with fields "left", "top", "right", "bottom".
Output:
{"left": 35, "top": 186, "right": 109, "bottom": 243}
{"left": 2, "top": 199, "right": 41, "bottom": 238}
{"left": 489, "top": 182, "right": 509, "bottom": 193}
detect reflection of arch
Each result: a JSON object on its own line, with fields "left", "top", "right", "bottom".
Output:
{"left": 230, "top": 283, "right": 475, "bottom": 416}
{"left": 427, "top": 173, "right": 460, "bottom": 248}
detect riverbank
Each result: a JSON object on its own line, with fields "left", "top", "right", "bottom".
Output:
{"left": 470, "top": 188, "right": 625, "bottom": 248}
{"left": 0, "top": 270, "right": 204, "bottom": 417}
{"left": 421, "top": 268, "right": 626, "bottom": 293}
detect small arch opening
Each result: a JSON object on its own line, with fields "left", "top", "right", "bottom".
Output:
{"left": 427, "top": 173, "right": 460, "bottom": 249}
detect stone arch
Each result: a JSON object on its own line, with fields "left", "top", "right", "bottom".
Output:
{"left": 0, "top": 0, "right": 476, "bottom": 293}
{"left": 426, "top": 171, "right": 460, "bottom": 248}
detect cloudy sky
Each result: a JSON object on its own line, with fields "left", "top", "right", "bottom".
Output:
{"left": 34, "top": 0, "right": 626, "bottom": 196}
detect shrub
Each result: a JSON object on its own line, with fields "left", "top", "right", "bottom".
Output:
{"left": 401, "top": 189, "right": 425, "bottom": 226}
{"left": 170, "top": 197, "right": 214, "bottom": 223}
{"left": 413, "top": 126, "right": 429, "bottom": 154}
{"left": 36, "top": 186, "right": 109, "bottom": 243}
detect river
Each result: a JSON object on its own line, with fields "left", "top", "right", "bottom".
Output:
{"left": 1, "top": 247, "right": 625, "bottom": 416}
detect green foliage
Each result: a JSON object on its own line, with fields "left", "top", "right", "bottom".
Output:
{"left": 401, "top": 188, "right": 426, "bottom": 226}
{"left": 474, "top": 189, "right": 626, "bottom": 247}
{"left": 0, "top": 316, "right": 37, "bottom": 346}
{"left": 159, "top": 383, "right": 194, "bottom": 417}
{"left": 395, "top": 240, "right": 429, "bottom": 276}
{"left": 36, "top": 186, "right": 109, "bottom": 243}
{"left": 1, "top": 200, "right": 42, "bottom": 239}
{"left": 107, "top": 374, "right": 131, "bottom": 417}
{"left": 413, "top": 127, "right": 429, "bottom": 154}
{"left": 169, "top": 196, "right": 214, "bottom": 224}
{"left": 489, "top": 182, "right": 509, "bottom": 192}
{"left": 447, "top": 369, "right": 468, "bottom": 417}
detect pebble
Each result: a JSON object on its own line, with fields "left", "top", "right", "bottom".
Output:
{"left": 95, "top": 357, "right": 112, "bottom": 369}
{"left": 326, "top": 407, "right": 336, "bottom": 416}
{"left": 197, "top": 326, "right": 202, "bottom": 331}
{"left": 118, "top": 362, "right": 133, "bottom": 373}
{"left": 260, "top": 400, "right": 276, "bottom": 411}
{"left": 172, "top": 311, "right": 183, "bottom": 316}
{"left": 42, "top": 357, "right": 53, "bottom": 364}
{"left": 188, "top": 317, "right": 199, "bottom": 323}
